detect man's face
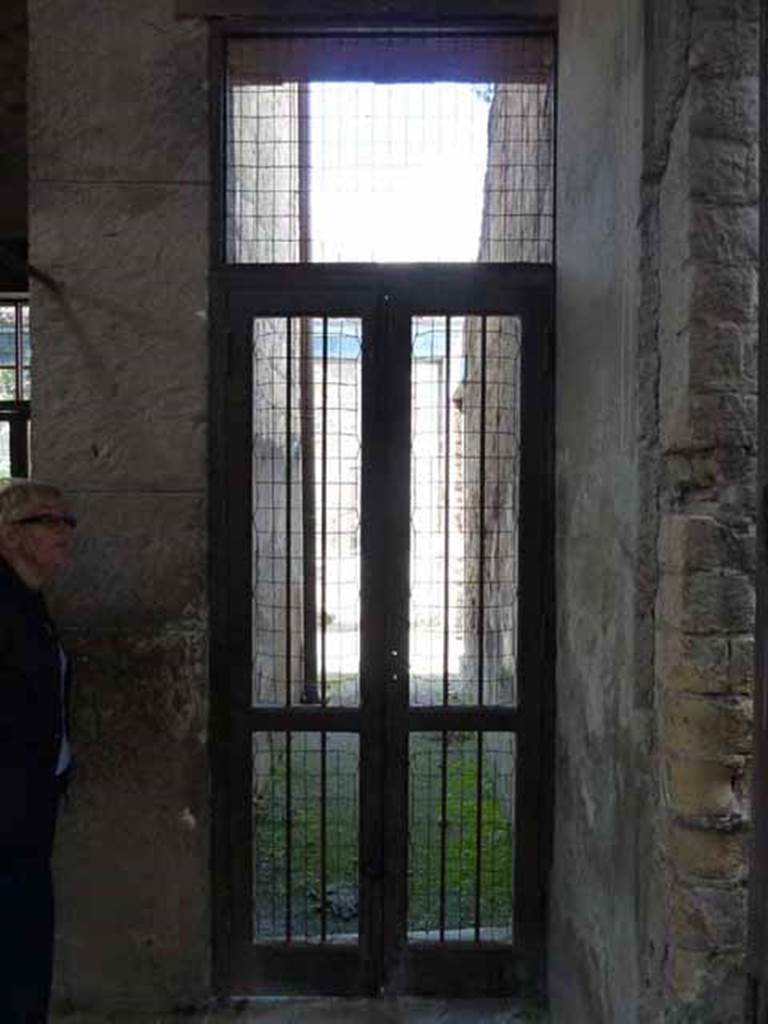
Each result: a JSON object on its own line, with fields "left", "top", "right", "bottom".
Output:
{"left": 10, "top": 499, "right": 77, "bottom": 584}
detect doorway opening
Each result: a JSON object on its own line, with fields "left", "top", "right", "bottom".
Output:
{"left": 212, "top": 29, "right": 555, "bottom": 998}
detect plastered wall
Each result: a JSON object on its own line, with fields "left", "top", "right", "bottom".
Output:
{"left": 551, "top": 0, "right": 655, "bottom": 1019}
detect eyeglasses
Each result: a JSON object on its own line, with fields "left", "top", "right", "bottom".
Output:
{"left": 12, "top": 513, "right": 78, "bottom": 530}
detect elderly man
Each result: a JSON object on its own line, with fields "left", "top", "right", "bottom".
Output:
{"left": 0, "top": 480, "right": 76, "bottom": 1022}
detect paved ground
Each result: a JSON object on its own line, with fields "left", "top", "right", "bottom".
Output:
{"left": 53, "top": 997, "right": 548, "bottom": 1022}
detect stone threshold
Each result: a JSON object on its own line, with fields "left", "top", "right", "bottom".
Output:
{"left": 52, "top": 996, "right": 548, "bottom": 1022}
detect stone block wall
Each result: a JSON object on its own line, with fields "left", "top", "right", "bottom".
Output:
{"left": 554, "top": 0, "right": 759, "bottom": 1021}
{"left": 651, "top": 0, "right": 759, "bottom": 1016}
{"left": 28, "top": 1, "right": 211, "bottom": 1011}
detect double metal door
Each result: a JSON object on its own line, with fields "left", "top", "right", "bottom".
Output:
{"left": 213, "top": 264, "right": 553, "bottom": 997}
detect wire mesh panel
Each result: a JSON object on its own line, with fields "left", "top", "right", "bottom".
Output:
{"left": 407, "top": 731, "right": 515, "bottom": 942}
{"left": 252, "top": 731, "right": 360, "bottom": 943}
{"left": 226, "top": 36, "right": 554, "bottom": 264}
{"left": 221, "top": 25, "right": 554, "bottom": 993}
{"left": 252, "top": 316, "right": 362, "bottom": 707}
{"left": 0, "top": 301, "right": 30, "bottom": 401}
{"left": 410, "top": 315, "right": 521, "bottom": 708}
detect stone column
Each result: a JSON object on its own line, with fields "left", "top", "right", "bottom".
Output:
{"left": 28, "top": 1, "right": 211, "bottom": 1010}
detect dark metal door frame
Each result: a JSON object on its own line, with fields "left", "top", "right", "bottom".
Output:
{"left": 0, "top": 401, "right": 30, "bottom": 477}
{"left": 209, "top": 263, "right": 554, "bottom": 997}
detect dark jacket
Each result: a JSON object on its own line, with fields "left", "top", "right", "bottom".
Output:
{"left": 0, "top": 560, "right": 70, "bottom": 857}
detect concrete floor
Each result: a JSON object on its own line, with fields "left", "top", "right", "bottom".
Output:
{"left": 52, "top": 998, "right": 548, "bottom": 1022}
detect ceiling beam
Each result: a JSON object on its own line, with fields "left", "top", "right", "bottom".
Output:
{"left": 175, "top": 0, "right": 557, "bottom": 28}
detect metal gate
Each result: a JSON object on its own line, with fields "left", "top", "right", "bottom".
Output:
{"left": 212, "top": 264, "right": 553, "bottom": 996}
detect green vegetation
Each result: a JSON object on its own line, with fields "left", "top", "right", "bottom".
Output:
{"left": 408, "top": 732, "right": 514, "bottom": 938}
{"left": 252, "top": 731, "right": 514, "bottom": 942}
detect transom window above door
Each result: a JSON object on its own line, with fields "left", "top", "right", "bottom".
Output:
{"left": 225, "top": 34, "right": 554, "bottom": 264}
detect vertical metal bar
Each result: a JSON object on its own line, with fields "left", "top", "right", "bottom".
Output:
{"left": 300, "top": 317, "right": 319, "bottom": 704}
{"left": 360, "top": 294, "right": 411, "bottom": 989}
{"left": 478, "top": 316, "right": 488, "bottom": 706}
{"left": 442, "top": 317, "right": 451, "bottom": 707}
{"left": 298, "top": 83, "right": 312, "bottom": 263}
{"left": 514, "top": 303, "right": 555, "bottom": 957}
{"left": 439, "top": 730, "right": 448, "bottom": 941}
{"left": 474, "top": 731, "right": 484, "bottom": 941}
{"left": 321, "top": 318, "right": 328, "bottom": 705}
{"left": 9, "top": 415, "right": 29, "bottom": 478}
{"left": 270, "top": 741, "right": 278, "bottom": 933}
{"left": 360, "top": 307, "right": 385, "bottom": 993}
{"left": 383, "top": 298, "right": 411, "bottom": 971}
{"left": 286, "top": 318, "right": 294, "bottom": 709}
{"left": 302, "top": 737, "right": 310, "bottom": 939}
{"left": 216, "top": 299, "right": 256, "bottom": 964}
{"left": 285, "top": 730, "right": 293, "bottom": 941}
{"left": 14, "top": 302, "right": 22, "bottom": 402}
{"left": 457, "top": 729, "right": 467, "bottom": 935}
{"left": 319, "top": 319, "right": 329, "bottom": 940}
{"left": 320, "top": 730, "right": 328, "bottom": 941}
{"left": 298, "top": 84, "right": 319, "bottom": 704}
{"left": 439, "top": 317, "right": 452, "bottom": 941}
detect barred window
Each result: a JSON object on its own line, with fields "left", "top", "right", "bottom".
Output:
{"left": 226, "top": 35, "right": 555, "bottom": 264}
{"left": 0, "top": 297, "right": 31, "bottom": 478}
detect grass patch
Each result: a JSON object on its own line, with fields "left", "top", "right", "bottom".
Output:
{"left": 252, "top": 730, "right": 514, "bottom": 941}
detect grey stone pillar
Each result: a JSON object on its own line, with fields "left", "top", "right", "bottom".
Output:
{"left": 28, "top": 1, "right": 211, "bottom": 1010}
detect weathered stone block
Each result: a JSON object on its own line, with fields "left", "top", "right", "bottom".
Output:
{"left": 657, "top": 630, "right": 752, "bottom": 695}
{"left": 670, "top": 822, "right": 748, "bottom": 880}
{"left": 690, "top": 6, "right": 759, "bottom": 79}
{"left": 693, "top": 392, "right": 757, "bottom": 450}
{"left": 670, "top": 948, "right": 747, "bottom": 1023}
{"left": 690, "top": 138, "right": 756, "bottom": 202}
{"left": 663, "top": 695, "right": 753, "bottom": 758}
{"left": 30, "top": 182, "right": 208, "bottom": 489}
{"left": 53, "top": 624, "right": 209, "bottom": 1009}
{"left": 657, "top": 569, "right": 754, "bottom": 634}
{"left": 662, "top": 448, "right": 756, "bottom": 525}
{"left": 29, "top": 0, "right": 208, "bottom": 184}
{"left": 51, "top": 491, "right": 206, "bottom": 629}
{"left": 689, "top": 322, "right": 757, "bottom": 391}
{"left": 671, "top": 882, "right": 747, "bottom": 951}
{"left": 691, "top": 264, "right": 758, "bottom": 327}
{"left": 659, "top": 514, "right": 754, "bottom": 575}
{"left": 690, "top": 202, "right": 758, "bottom": 265}
{"left": 667, "top": 756, "right": 747, "bottom": 816}
{"left": 689, "top": 73, "right": 758, "bottom": 143}
{"left": 728, "top": 636, "right": 754, "bottom": 690}
{"left": 743, "top": 327, "right": 758, "bottom": 385}
{"left": 66, "top": 623, "right": 208, "bottom": 771}
{"left": 662, "top": 391, "right": 757, "bottom": 454}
